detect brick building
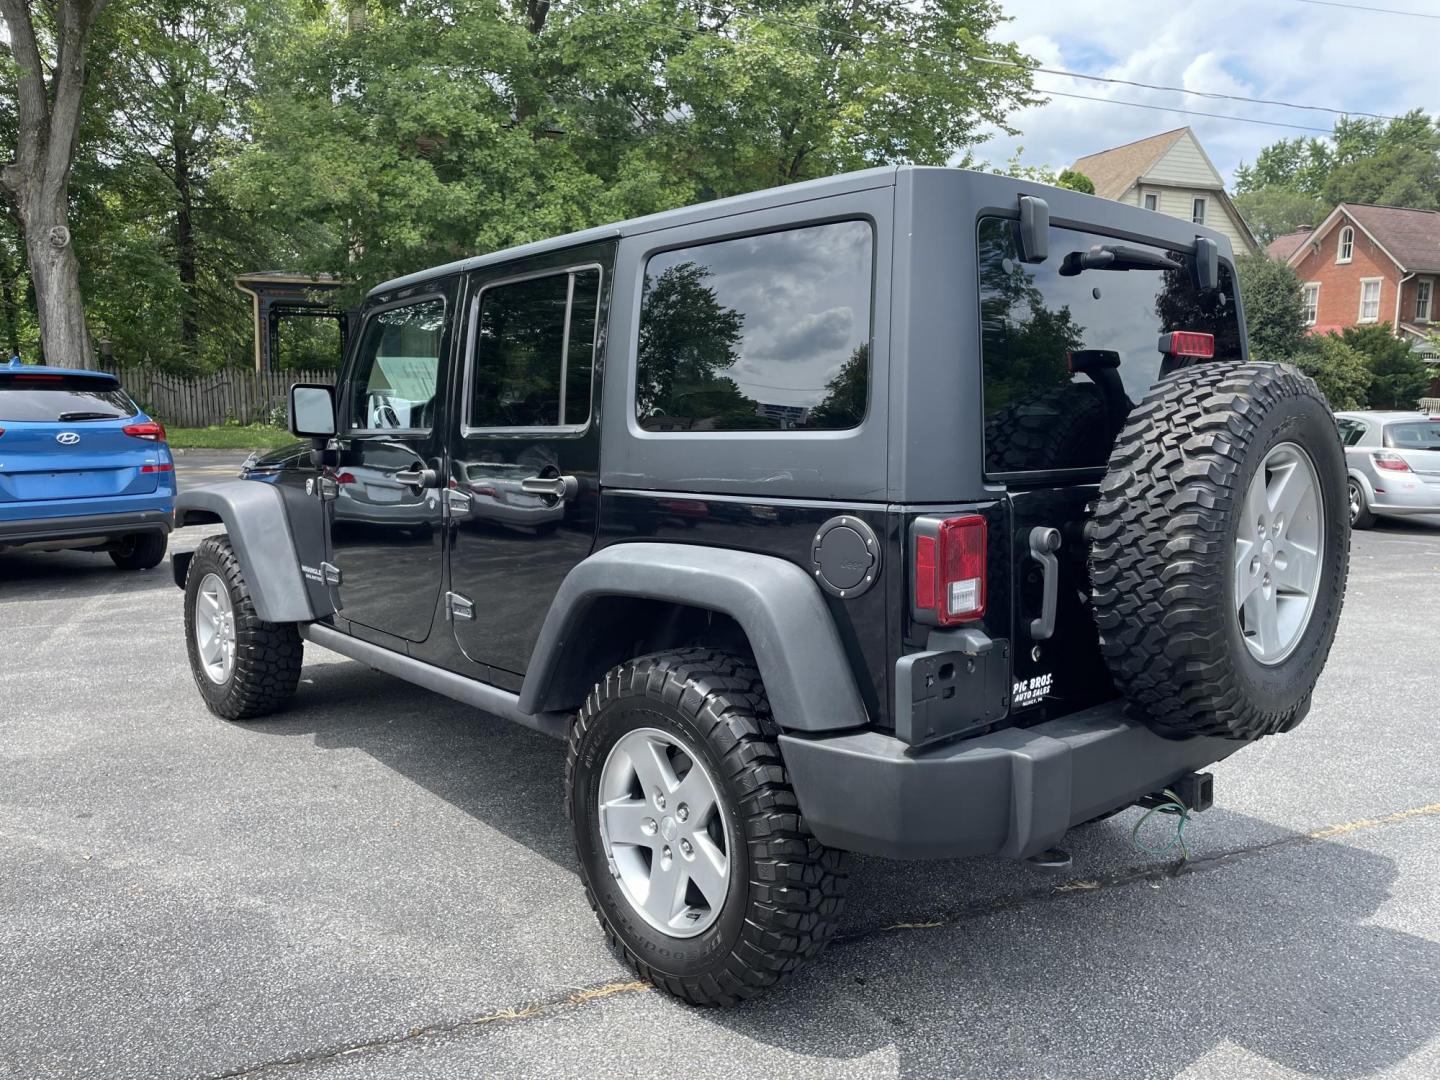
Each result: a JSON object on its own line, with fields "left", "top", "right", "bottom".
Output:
{"left": 1270, "top": 204, "right": 1440, "bottom": 346}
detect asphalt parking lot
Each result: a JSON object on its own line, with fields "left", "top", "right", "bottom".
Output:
{"left": 3, "top": 452, "right": 1440, "bottom": 1080}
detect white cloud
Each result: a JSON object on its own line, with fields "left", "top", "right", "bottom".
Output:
{"left": 971, "top": 0, "right": 1439, "bottom": 187}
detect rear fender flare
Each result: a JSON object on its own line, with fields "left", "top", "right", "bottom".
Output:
{"left": 518, "top": 543, "right": 869, "bottom": 734}
{"left": 172, "top": 481, "right": 317, "bottom": 624}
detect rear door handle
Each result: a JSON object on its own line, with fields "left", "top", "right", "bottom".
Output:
{"left": 1028, "top": 527, "right": 1062, "bottom": 642}
{"left": 521, "top": 474, "right": 579, "bottom": 500}
{"left": 394, "top": 467, "right": 440, "bottom": 490}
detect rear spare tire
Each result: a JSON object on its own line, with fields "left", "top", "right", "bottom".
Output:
{"left": 1088, "top": 362, "right": 1349, "bottom": 740}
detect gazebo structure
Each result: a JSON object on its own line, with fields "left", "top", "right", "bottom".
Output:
{"left": 235, "top": 272, "right": 350, "bottom": 372}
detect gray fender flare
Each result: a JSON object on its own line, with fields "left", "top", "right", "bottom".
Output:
{"left": 518, "top": 543, "right": 869, "bottom": 733}
{"left": 172, "top": 481, "right": 316, "bottom": 624}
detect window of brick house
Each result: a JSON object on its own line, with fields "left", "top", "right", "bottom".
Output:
{"left": 1338, "top": 226, "right": 1354, "bottom": 264}
{"left": 1359, "top": 278, "right": 1382, "bottom": 323}
{"left": 1301, "top": 283, "right": 1320, "bottom": 327}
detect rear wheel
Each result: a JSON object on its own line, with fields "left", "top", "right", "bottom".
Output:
{"left": 567, "top": 648, "right": 847, "bottom": 1006}
{"left": 1348, "top": 478, "right": 1376, "bottom": 529}
{"left": 1088, "top": 362, "right": 1350, "bottom": 740}
{"left": 110, "top": 531, "right": 167, "bottom": 571}
{"left": 183, "top": 535, "right": 303, "bottom": 720}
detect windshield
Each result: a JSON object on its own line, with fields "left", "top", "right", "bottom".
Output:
{"left": 1383, "top": 421, "right": 1440, "bottom": 450}
{"left": 0, "top": 374, "right": 138, "bottom": 422}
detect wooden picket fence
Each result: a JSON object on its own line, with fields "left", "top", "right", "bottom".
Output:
{"left": 108, "top": 366, "right": 333, "bottom": 428}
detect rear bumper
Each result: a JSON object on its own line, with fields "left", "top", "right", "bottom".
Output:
{"left": 0, "top": 509, "right": 172, "bottom": 546}
{"left": 779, "top": 702, "right": 1242, "bottom": 860}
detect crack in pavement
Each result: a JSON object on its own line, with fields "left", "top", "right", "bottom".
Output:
{"left": 204, "top": 800, "right": 1440, "bottom": 1079}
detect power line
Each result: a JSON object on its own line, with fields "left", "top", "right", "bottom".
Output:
{"left": 713, "top": 3, "right": 1401, "bottom": 121}
{"left": 1037, "top": 87, "right": 1334, "bottom": 133}
{"left": 573, "top": 3, "right": 1387, "bottom": 132}
{"left": 1286, "top": 0, "right": 1440, "bottom": 20}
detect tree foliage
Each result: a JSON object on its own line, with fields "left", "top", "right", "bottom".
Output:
{"left": 1235, "top": 253, "right": 1307, "bottom": 363}
{"left": 1234, "top": 111, "right": 1440, "bottom": 241}
{"left": 1341, "top": 324, "right": 1431, "bottom": 409}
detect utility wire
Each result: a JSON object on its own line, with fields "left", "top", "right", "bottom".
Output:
{"left": 573, "top": 2, "right": 1393, "bottom": 131}
{"left": 1285, "top": 0, "right": 1440, "bottom": 20}
{"left": 708, "top": 3, "right": 1403, "bottom": 122}
{"left": 1038, "top": 88, "right": 1334, "bottom": 133}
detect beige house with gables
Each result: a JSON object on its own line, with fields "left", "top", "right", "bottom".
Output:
{"left": 1072, "top": 127, "right": 1259, "bottom": 255}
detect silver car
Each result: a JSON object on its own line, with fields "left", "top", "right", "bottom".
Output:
{"left": 1335, "top": 410, "right": 1440, "bottom": 528}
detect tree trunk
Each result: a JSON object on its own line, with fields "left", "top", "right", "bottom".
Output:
{"left": 25, "top": 222, "right": 93, "bottom": 368}
{"left": 175, "top": 130, "right": 198, "bottom": 359}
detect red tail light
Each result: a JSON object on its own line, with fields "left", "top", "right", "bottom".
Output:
{"left": 1158, "top": 331, "right": 1215, "bottom": 358}
{"left": 913, "top": 515, "right": 987, "bottom": 625}
{"left": 123, "top": 420, "right": 166, "bottom": 442}
{"left": 140, "top": 462, "right": 173, "bottom": 473}
{"left": 1373, "top": 451, "right": 1411, "bottom": 472}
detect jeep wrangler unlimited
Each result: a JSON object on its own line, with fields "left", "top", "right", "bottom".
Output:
{"left": 172, "top": 167, "right": 1349, "bottom": 1005}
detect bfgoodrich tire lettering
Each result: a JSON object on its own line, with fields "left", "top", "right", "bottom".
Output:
{"left": 1088, "top": 362, "right": 1350, "bottom": 740}
{"left": 567, "top": 648, "right": 847, "bottom": 1006}
{"left": 183, "top": 534, "right": 303, "bottom": 720}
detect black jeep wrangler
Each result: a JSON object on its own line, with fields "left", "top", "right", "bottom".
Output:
{"left": 172, "top": 167, "right": 1349, "bottom": 1005}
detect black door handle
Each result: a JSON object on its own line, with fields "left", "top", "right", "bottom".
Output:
{"left": 1028, "top": 526, "right": 1062, "bottom": 642}
{"left": 394, "top": 467, "right": 440, "bottom": 490}
{"left": 521, "top": 474, "right": 579, "bottom": 500}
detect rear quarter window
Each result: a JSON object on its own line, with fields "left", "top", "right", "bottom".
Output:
{"left": 0, "top": 374, "right": 138, "bottom": 422}
{"left": 978, "top": 216, "right": 1242, "bottom": 475}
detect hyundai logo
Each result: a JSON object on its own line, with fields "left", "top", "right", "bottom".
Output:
{"left": 56, "top": 432, "right": 80, "bottom": 445}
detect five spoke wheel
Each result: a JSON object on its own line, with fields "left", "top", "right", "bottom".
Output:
{"left": 597, "top": 727, "right": 731, "bottom": 938}
{"left": 194, "top": 572, "right": 238, "bottom": 685}
{"left": 1234, "top": 442, "right": 1325, "bottom": 665}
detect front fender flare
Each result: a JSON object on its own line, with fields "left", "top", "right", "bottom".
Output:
{"left": 518, "top": 543, "right": 869, "bottom": 734}
{"left": 172, "top": 481, "right": 316, "bottom": 624}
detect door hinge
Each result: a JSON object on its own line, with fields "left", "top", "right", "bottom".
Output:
{"left": 446, "top": 488, "right": 472, "bottom": 515}
{"left": 319, "top": 475, "right": 340, "bottom": 499}
{"left": 320, "top": 561, "right": 342, "bottom": 586}
{"left": 446, "top": 591, "right": 475, "bottom": 621}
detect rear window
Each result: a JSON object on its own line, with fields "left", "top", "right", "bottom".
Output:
{"left": 0, "top": 373, "right": 138, "bottom": 422}
{"left": 1383, "top": 421, "right": 1440, "bottom": 449}
{"left": 978, "top": 216, "right": 1242, "bottom": 475}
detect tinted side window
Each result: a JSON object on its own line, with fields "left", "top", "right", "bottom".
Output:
{"left": 1336, "top": 419, "right": 1366, "bottom": 446}
{"left": 978, "top": 217, "right": 1242, "bottom": 474}
{"left": 348, "top": 299, "right": 446, "bottom": 431}
{"left": 636, "top": 221, "right": 872, "bottom": 432}
{"left": 469, "top": 268, "right": 600, "bottom": 429}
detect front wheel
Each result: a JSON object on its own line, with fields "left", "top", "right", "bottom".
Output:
{"left": 183, "top": 535, "right": 303, "bottom": 720}
{"left": 567, "top": 649, "right": 848, "bottom": 1006}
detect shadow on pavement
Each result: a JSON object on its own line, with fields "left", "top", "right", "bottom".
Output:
{"left": 239, "top": 659, "right": 1439, "bottom": 1079}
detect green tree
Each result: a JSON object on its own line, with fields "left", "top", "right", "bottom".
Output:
{"left": 1297, "top": 333, "right": 1370, "bottom": 410}
{"left": 635, "top": 261, "right": 747, "bottom": 426}
{"left": 809, "top": 343, "right": 870, "bottom": 428}
{"left": 1235, "top": 253, "right": 1306, "bottom": 362}
{"left": 1233, "top": 187, "right": 1324, "bottom": 245}
{"left": 1054, "top": 168, "right": 1094, "bottom": 195}
{"left": 231, "top": 1, "right": 1038, "bottom": 288}
{"left": 0, "top": 0, "right": 114, "bottom": 367}
{"left": 1343, "top": 324, "right": 1430, "bottom": 408}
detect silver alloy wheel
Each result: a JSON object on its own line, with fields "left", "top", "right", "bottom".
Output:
{"left": 195, "top": 572, "right": 238, "bottom": 685}
{"left": 1348, "top": 479, "right": 1363, "bottom": 524}
{"left": 597, "top": 727, "right": 732, "bottom": 938}
{"left": 1234, "top": 442, "right": 1325, "bottom": 666}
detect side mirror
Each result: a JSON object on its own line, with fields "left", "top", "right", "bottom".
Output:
{"left": 289, "top": 383, "right": 337, "bottom": 440}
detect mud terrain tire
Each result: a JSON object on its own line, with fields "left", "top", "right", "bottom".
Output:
{"left": 1088, "top": 363, "right": 1349, "bottom": 740}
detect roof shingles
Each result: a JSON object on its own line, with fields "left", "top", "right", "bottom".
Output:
{"left": 1072, "top": 128, "right": 1188, "bottom": 201}
{"left": 1342, "top": 204, "right": 1440, "bottom": 273}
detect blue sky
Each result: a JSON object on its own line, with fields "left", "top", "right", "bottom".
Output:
{"left": 971, "top": 0, "right": 1440, "bottom": 186}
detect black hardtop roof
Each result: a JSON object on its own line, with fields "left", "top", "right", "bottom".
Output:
{"left": 366, "top": 165, "right": 1238, "bottom": 300}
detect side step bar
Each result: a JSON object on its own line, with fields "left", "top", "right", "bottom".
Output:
{"left": 299, "top": 623, "right": 570, "bottom": 740}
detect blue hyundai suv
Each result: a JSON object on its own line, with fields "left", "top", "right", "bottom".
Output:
{"left": 0, "top": 363, "right": 174, "bottom": 570}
